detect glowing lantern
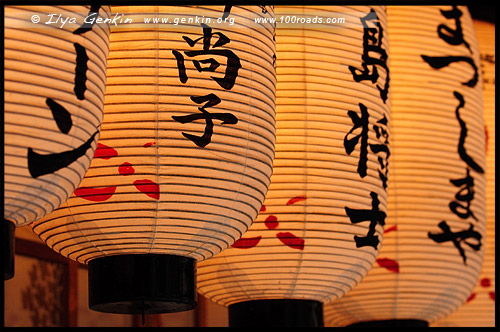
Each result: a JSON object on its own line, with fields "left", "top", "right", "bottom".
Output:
{"left": 32, "top": 5, "right": 276, "bottom": 315}
{"left": 431, "top": 15, "right": 495, "bottom": 329}
{"left": 324, "top": 5, "right": 486, "bottom": 327}
{"left": 4, "top": 5, "right": 111, "bottom": 279}
{"left": 197, "top": 6, "right": 391, "bottom": 327}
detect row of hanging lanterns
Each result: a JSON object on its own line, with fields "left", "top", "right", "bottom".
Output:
{"left": 3, "top": 4, "right": 489, "bottom": 328}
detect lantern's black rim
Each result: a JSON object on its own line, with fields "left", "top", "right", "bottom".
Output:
{"left": 347, "top": 319, "right": 429, "bottom": 327}
{"left": 4, "top": 219, "right": 15, "bottom": 280}
{"left": 88, "top": 254, "right": 196, "bottom": 314}
{"left": 228, "top": 299, "right": 324, "bottom": 327}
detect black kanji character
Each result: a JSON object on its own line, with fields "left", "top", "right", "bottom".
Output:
{"left": 345, "top": 191, "right": 386, "bottom": 249}
{"left": 349, "top": 9, "right": 390, "bottom": 103}
{"left": 438, "top": 6, "right": 471, "bottom": 51}
{"left": 172, "top": 24, "right": 241, "bottom": 90}
{"left": 428, "top": 221, "right": 481, "bottom": 264}
{"left": 172, "top": 93, "right": 238, "bottom": 148}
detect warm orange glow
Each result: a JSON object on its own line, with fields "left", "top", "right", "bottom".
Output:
{"left": 197, "top": 6, "right": 391, "bottom": 306}
{"left": 324, "top": 6, "right": 487, "bottom": 326}
{"left": 31, "top": 6, "right": 277, "bottom": 264}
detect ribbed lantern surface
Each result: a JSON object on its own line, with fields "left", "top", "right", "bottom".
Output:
{"left": 197, "top": 5, "right": 391, "bottom": 310}
{"left": 32, "top": 6, "right": 276, "bottom": 264}
{"left": 432, "top": 18, "right": 495, "bottom": 328}
{"left": 4, "top": 5, "right": 110, "bottom": 226}
{"left": 324, "top": 6, "right": 486, "bottom": 326}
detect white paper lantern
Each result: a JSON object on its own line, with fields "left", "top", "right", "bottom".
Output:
{"left": 4, "top": 5, "right": 111, "bottom": 279}
{"left": 197, "top": 6, "right": 391, "bottom": 327}
{"left": 324, "top": 5, "right": 486, "bottom": 327}
{"left": 32, "top": 5, "right": 276, "bottom": 314}
{"left": 432, "top": 17, "right": 495, "bottom": 328}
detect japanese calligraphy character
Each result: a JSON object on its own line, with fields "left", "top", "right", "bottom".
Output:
{"left": 454, "top": 91, "right": 484, "bottom": 173}
{"left": 73, "top": 5, "right": 101, "bottom": 35}
{"left": 370, "top": 114, "right": 390, "bottom": 189}
{"left": 45, "top": 98, "right": 72, "bottom": 134}
{"left": 344, "top": 103, "right": 390, "bottom": 186}
{"left": 349, "top": 9, "right": 390, "bottom": 103}
{"left": 421, "top": 55, "right": 478, "bottom": 88}
{"left": 222, "top": 5, "right": 232, "bottom": 19}
{"left": 345, "top": 103, "right": 369, "bottom": 178}
{"left": 28, "top": 131, "right": 98, "bottom": 178}
{"left": 258, "top": 6, "right": 269, "bottom": 14}
{"left": 172, "top": 24, "right": 241, "bottom": 90}
{"left": 428, "top": 221, "right": 481, "bottom": 264}
{"left": 172, "top": 93, "right": 238, "bottom": 148}
{"left": 449, "top": 168, "right": 478, "bottom": 221}
{"left": 73, "top": 43, "right": 88, "bottom": 100}
{"left": 438, "top": 6, "right": 471, "bottom": 51}
{"left": 27, "top": 42, "right": 95, "bottom": 178}
{"left": 345, "top": 191, "right": 386, "bottom": 249}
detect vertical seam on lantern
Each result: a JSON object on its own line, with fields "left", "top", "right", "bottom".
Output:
{"left": 148, "top": 6, "right": 161, "bottom": 254}
{"left": 181, "top": 6, "right": 206, "bottom": 261}
{"left": 219, "top": 5, "right": 261, "bottom": 304}
{"left": 66, "top": 196, "right": 107, "bottom": 262}
{"left": 385, "top": 6, "right": 400, "bottom": 320}
{"left": 289, "top": 5, "right": 308, "bottom": 300}
{"left": 66, "top": 7, "right": 111, "bottom": 262}
{"left": 235, "top": 5, "right": 255, "bottom": 301}
{"left": 238, "top": 6, "right": 254, "bottom": 253}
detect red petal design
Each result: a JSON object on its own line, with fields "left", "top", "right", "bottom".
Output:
{"left": 384, "top": 225, "right": 398, "bottom": 234}
{"left": 119, "top": 162, "right": 135, "bottom": 175}
{"left": 276, "top": 232, "right": 304, "bottom": 250}
{"left": 466, "top": 293, "right": 477, "bottom": 303}
{"left": 376, "top": 258, "right": 400, "bottom": 273}
{"left": 134, "top": 179, "right": 160, "bottom": 200}
{"left": 489, "top": 292, "right": 495, "bottom": 301}
{"left": 286, "top": 195, "right": 306, "bottom": 205}
{"left": 144, "top": 142, "right": 156, "bottom": 147}
{"left": 231, "top": 236, "right": 262, "bottom": 249}
{"left": 94, "top": 143, "right": 118, "bottom": 159}
{"left": 480, "top": 277, "right": 491, "bottom": 288}
{"left": 264, "top": 215, "right": 279, "bottom": 229}
{"left": 485, "top": 125, "right": 489, "bottom": 154}
{"left": 260, "top": 205, "right": 266, "bottom": 212}
{"left": 74, "top": 186, "right": 117, "bottom": 202}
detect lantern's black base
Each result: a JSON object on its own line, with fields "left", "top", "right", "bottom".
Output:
{"left": 88, "top": 254, "right": 196, "bottom": 314}
{"left": 228, "top": 299, "right": 324, "bottom": 327}
{"left": 348, "top": 319, "right": 429, "bottom": 327}
{"left": 4, "top": 220, "right": 15, "bottom": 280}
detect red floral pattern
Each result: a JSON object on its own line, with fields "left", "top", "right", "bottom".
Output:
{"left": 231, "top": 195, "right": 307, "bottom": 250}
{"left": 75, "top": 142, "right": 160, "bottom": 201}
{"left": 467, "top": 277, "right": 495, "bottom": 303}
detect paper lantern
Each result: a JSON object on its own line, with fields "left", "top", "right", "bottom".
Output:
{"left": 197, "top": 6, "right": 391, "bottom": 327}
{"left": 432, "top": 17, "right": 495, "bottom": 328}
{"left": 4, "top": 6, "right": 111, "bottom": 279}
{"left": 32, "top": 5, "right": 276, "bottom": 315}
{"left": 324, "top": 5, "right": 486, "bottom": 327}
